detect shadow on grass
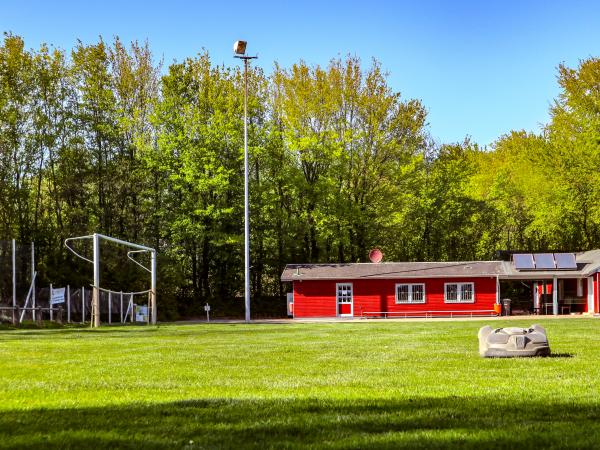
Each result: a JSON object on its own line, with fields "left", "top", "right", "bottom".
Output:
{"left": 548, "top": 353, "right": 574, "bottom": 358}
{"left": 1, "top": 396, "right": 600, "bottom": 449}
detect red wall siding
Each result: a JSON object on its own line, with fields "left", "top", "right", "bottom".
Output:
{"left": 293, "top": 280, "right": 338, "bottom": 318}
{"left": 293, "top": 277, "right": 498, "bottom": 318}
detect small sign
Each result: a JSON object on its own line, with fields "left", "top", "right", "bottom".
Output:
{"left": 204, "top": 304, "right": 210, "bottom": 312}
{"left": 135, "top": 305, "right": 148, "bottom": 322}
{"left": 50, "top": 288, "right": 65, "bottom": 305}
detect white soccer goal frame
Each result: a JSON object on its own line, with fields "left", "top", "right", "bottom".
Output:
{"left": 64, "top": 233, "right": 157, "bottom": 327}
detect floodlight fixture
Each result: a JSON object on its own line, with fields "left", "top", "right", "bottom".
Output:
{"left": 233, "top": 40, "right": 247, "bottom": 55}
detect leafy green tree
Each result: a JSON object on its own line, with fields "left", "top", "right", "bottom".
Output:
{"left": 0, "top": 34, "right": 35, "bottom": 240}
{"left": 145, "top": 53, "right": 254, "bottom": 311}
{"left": 545, "top": 58, "right": 600, "bottom": 249}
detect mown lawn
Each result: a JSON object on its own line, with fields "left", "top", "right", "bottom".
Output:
{"left": 1, "top": 318, "right": 600, "bottom": 449}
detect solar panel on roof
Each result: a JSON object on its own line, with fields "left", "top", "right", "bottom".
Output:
{"left": 513, "top": 254, "right": 535, "bottom": 270}
{"left": 554, "top": 253, "right": 577, "bottom": 269}
{"left": 534, "top": 253, "right": 555, "bottom": 269}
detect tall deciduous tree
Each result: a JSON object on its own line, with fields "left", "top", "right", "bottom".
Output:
{"left": 4, "top": 32, "right": 600, "bottom": 318}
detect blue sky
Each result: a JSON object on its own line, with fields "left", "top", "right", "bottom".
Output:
{"left": 2, "top": 0, "right": 599, "bottom": 146}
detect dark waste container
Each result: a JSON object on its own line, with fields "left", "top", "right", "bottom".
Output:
{"left": 502, "top": 298, "right": 511, "bottom": 316}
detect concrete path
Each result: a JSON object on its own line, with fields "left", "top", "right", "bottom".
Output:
{"left": 169, "top": 314, "right": 598, "bottom": 325}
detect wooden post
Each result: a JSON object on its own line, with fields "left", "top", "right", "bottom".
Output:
{"left": 36, "top": 305, "right": 42, "bottom": 325}
{"left": 108, "top": 291, "right": 112, "bottom": 324}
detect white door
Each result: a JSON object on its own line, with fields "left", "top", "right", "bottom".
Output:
{"left": 336, "top": 283, "right": 353, "bottom": 317}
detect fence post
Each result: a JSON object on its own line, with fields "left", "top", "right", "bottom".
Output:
{"left": 120, "top": 291, "right": 123, "bottom": 323}
{"left": 82, "top": 286, "right": 85, "bottom": 324}
{"left": 50, "top": 283, "right": 53, "bottom": 321}
{"left": 130, "top": 294, "right": 134, "bottom": 323}
{"left": 108, "top": 291, "right": 112, "bottom": 325}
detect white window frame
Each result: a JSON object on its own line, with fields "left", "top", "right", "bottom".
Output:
{"left": 336, "top": 283, "right": 353, "bottom": 316}
{"left": 444, "top": 282, "right": 475, "bottom": 303}
{"left": 395, "top": 283, "right": 426, "bottom": 304}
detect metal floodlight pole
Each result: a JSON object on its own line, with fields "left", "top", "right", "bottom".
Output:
{"left": 234, "top": 40, "right": 257, "bottom": 324}
{"left": 243, "top": 57, "right": 250, "bottom": 324}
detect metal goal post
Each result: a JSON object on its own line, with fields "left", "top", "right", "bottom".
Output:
{"left": 64, "top": 233, "right": 156, "bottom": 327}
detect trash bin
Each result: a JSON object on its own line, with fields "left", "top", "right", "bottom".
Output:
{"left": 493, "top": 302, "right": 502, "bottom": 315}
{"left": 502, "top": 298, "right": 511, "bottom": 316}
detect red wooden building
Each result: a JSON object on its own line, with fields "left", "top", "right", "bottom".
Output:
{"left": 281, "top": 251, "right": 600, "bottom": 318}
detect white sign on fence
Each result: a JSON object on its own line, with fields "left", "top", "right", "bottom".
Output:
{"left": 135, "top": 305, "right": 148, "bottom": 322}
{"left": 50, "top": 287, "right": 65, "bottom": 305}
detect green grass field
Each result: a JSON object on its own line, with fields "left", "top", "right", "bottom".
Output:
{"left": 1, "top": 318, "right": 600, "bottom": 449}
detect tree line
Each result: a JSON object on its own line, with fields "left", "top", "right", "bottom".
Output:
{"left": 1, "top": 33, "right": 599, "bottom": 317}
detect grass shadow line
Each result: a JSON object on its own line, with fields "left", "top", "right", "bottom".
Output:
{"left": 1, "top": 396, "right": 600, "bottom": 449}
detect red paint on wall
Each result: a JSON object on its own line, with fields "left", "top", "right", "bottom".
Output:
{"left": 339, "top": 303, "right": 351, "bottom": 315}
{"left": 293, "top": 280, "right": 338, "bottom": 318}
{"left": 293, "top": 277, "right": 497, "bottom": 318}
